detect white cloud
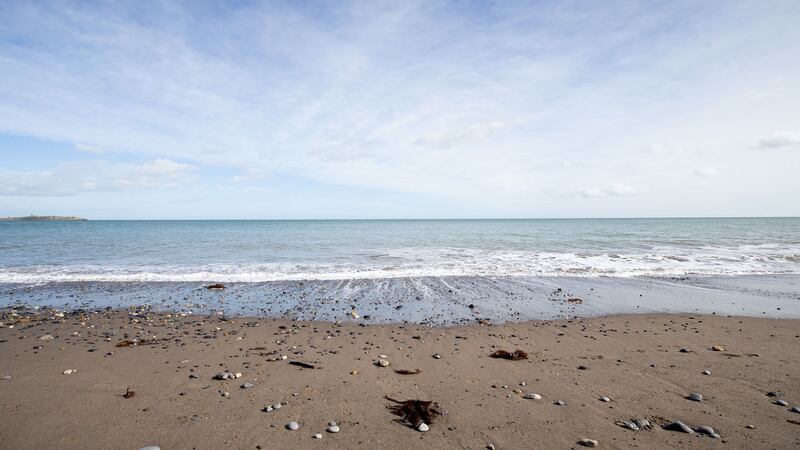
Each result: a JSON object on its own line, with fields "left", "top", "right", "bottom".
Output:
{"left": 756, "top": 130, "right": 800, "bottom": 149}
{"left": 0, "top": 159, "right": 195, "bottom": 196}
{"left": 580, "top": 184, "right": 643, "bottom": 199}
{"left": 693, "top": 167, "right": 720, "bottom": 177}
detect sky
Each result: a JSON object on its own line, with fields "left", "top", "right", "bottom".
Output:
{"left": 1, "top": 0, "right": 799, "bottom": 219}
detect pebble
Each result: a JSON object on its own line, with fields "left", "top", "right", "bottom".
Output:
{"left": 767, "top": 391, "right": 781, "bottom": 397}
{"left": 313, "top": 433, "right": 322, "bottom": 439}
{"left": 1, "top": 375, "right": 11, "bottom": 381}
{"left": 711, "top": 346, "right": 724, "bottom": 352}
{"left": 62, "top": 369, "right": 76, "bottom": 375}
{"left": 287, "top": 421, "right": 300, "bottom": 431}
{"left": 775, "top": 400, "right": 788, "bottom": 406}
{"left": 418, "top": 423, "right": 429, "bottom": 432}
{"left": 214, "top": 372, "right": 231, "bottom": 380}
{"left": 632, "top": 419, "right": 651, "bottom": 429}
{"left": 745, "top": 424, "right": 755, "bottom": 429}
{"left": 554, "top": 400, "right": 565, "bottom": 406}
{"left": 687, "top": 393, "right": 703, "bottom": 402}
{"left": 377, "top": 359, "right": 390, "bottom": 367}
{"left": 696, "top": 425, "right": 720, "bottom": 438}
{"left": 577, "top": 438, "right": 599, "bottom": 447}
{"left": 432, "top": 354, "right": 441, "bottom": 359}
{"left": 702, "top": 369, "right": 711, "bottom": 375}
{"left": 664, "top": 421, "right": 694, "bottom": 434}
{"left": 618, "top": 420, "right": 639, "bottom": 430}
{"left": 138, "top": 447, "right": 160, "bottom": 450}
{"left": 487, "top": 445, "right": 496, "bottom": 450}
{"left": 39, "top": 334, "right": 55, "bottom": 340}
{"left": 791, "top": 406, "right": 800, "bottom": 413}
{"left": 241, "top": 383, "right": 254, "bottom": 389}
{"left": 326, "top": 425, "right": 340, "bottom": 433}
{"left": 273, "top": 403, "right": 282, "bottom": 410}
{"left": 524, "top": 393, "right": 542, "bottom": 400}
{"left": 600, "top": 396, "right": 610, "bottom": 402}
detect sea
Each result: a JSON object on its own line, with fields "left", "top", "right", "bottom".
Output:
{"left": 1, "top": 218, "right": 799, "bottom": 323}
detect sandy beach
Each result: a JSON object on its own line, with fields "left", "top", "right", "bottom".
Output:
{"left": 1, "top": 307, "right": 799, "bottom": 449}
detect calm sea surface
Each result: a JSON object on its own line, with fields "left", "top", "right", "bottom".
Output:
{"left": 1, "top": 218, "right": 799, "bottom": 282}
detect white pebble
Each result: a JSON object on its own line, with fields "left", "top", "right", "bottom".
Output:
{"left": 326, "top": 425, "right": 340, "bottom": 433}
{"left": 523, "top": 393, "right": 542, "bottom": 400}
{"left": 287, "top": 421, "right": 300, "bottom": 431}
{"left": 313, "top": 433, "right": 322, "bottom": 439}
{"left": 417, "top": 423, "right": 429, "bottom": 432}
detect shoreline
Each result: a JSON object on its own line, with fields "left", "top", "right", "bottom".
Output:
{"left": 2, "top": 274, "right": 799, "bottom": 325}
{"left": 1, "top": 308, "right": 799, "bottom": 449}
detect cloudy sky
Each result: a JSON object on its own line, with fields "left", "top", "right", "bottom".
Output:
{"left": 1, "top": 0, "right": 799, "bottom": 219}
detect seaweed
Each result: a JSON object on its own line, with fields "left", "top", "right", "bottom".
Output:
{"left": 385, "top": 396, "right": 442, "bottom": 428}
{"left": 489, "top": 349, "right": 528, "bottom": 360}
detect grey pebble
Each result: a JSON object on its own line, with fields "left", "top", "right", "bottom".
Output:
{"left": 241, "top": 382, "right": 254, "bottom": 389}
{"left": 766, "top": 391, "right": 781, "bottom": 397}
{"left": 775, "top": 400, "right": 788, "bottom": 406}
{"left": 664, "top": 421, "right": 694, "bottom": 434}
{"left": 696, "top": 425, "right": 720, "bottom": 438}
{"left": 687, "top": 393, "right": 703, "bottom": 402}
{"left": 554, "top": 400, "right": 565, "bottom": 406}
{"left": 287, "top": 421, "right": 300, "bottom": 431}
{"left": 791, "top": 406, "right": 800, "bottom": 413}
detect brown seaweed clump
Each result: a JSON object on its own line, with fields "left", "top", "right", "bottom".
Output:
{"left": 489, "top": 349, "right": 528, "bottom": 360}
{"left": 385, "top": 396, "right": 443, "bottom": 428}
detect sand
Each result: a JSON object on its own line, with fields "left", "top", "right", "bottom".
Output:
{"left": 1, "top": 308, "right": 799, "bottom": 449}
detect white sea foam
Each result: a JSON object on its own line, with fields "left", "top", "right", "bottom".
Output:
{"left": 1, "top": 244, "right": 798, "bottom": 283}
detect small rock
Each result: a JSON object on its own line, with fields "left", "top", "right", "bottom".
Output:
{"left": 432, "top": 353, "right": 441, "bottom": 359}
{"left": 273, "top": 403, "right": 282, "bottom": 410}
{"left": 326, "top": 425, "right": 340, "bottom": 433}
{"left": 617, "top": 420, "right": 639, "bottom": 430}
{"left": 214, "top": 372, "right": 230, "bottom": 380}
{"left": 664, "top": 421, "right": 694, "bottom": 434}
{"left": 600, "top": 396, "right": 610, "bottom": 402}
{"left": 577, "top": 438, "right": 598, "bottom": 447}
{"left": 702, "top": 369, "right": 711, "bottom": 375}
{"left": 791, "top": 406, "right": 800, "bottom": 413}
{"left": 417, "top": 423, "right": 429, "bottom": 432}
{"left": 329, "top": 421, "right": 337, "bottom": 426}
{"left": 766, "top": 391, "right": 781, "bottom": 397}
{"left": 241, "top": 383, "right": 254, "bottom": 389}
{"left": 687, "top": 393, "right": 703, "bottom": 402}
{"left": 523, "top": 393, "right": 542, "bottom": 400}
{"left": 62, "top": 369, "right": 75, "bottom": 375}
{"left": 555, "top": 400, "right": 565, "bottom": 406}
{"left": 313, "top": 433, "right": 322, "bottom": 439}
{"left": 745, "top": 424, "right": 755, "bottom": 429}
{"left": 39, "top": 334, "right": 55, "bottom": 341}
{"left": 578, "top": 365, "right": 588, "bottom": 370}
{"left": 632, "top": 419, "right": 651, "bottom": 429}
{"left": 679, "top": 348, "right": 690, "bottom": 353}
{"left": 486, "top": 445, "right": 495, "bottom": 450}
{"left": 696, "top": 425, "right": 720, "bottom": 438}
{"left": 138, "top": 447, "right": 160, "bottom": 450}
{"left": 377, "top": 359, "right": 390, "bottom": 367}
{"left": 711, "top": 346, "right": 724, "bottom": 352}
{"left": 287, "top": 421, "right": 300, "bottom": 431}
{"left": 775, "top": 400, "right": 788, "bottom": 406}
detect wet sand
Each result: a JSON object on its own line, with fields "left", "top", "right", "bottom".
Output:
{"left": 1, "top": 308, "right": 799, "bottom": 449}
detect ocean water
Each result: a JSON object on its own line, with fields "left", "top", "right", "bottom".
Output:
{"left": 1, "top": 218, "right": 799, "bottom": 283}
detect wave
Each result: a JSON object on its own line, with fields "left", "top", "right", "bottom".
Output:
{"left": 1, "top": 244, "right": 798, "bottom": 283}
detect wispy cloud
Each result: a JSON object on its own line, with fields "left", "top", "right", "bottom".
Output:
{"left": 0, "top": 159, "right": 195, "bottom": 196}
{"left": 756, "top": 130, "right": 800, "bottom": 149}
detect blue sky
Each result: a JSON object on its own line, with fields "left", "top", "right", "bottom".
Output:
{"left": 1, "top": 0, "right": 799, "bottom": 219}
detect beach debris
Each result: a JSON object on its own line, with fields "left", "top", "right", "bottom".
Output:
{"left": 523, "top": 393, "right": 542, "bottom": 400}
{"left": 696, "top": 425, "right": 720, "bottom": 438}
{"left": 206, "top": 283, "right": 225, "bottom": 290}
{"left": 376, "top": 359, "right": 390, "bottom": 367}
{"left": 703, "top": 369, "right": 711, "bottom": 375}
{"left": 313, "top": 433, "right": 322, "bottom": 439}
{"left": 287, "top": 421, "right": 300, "bottom": 431}
{"left": 394, "top": 368, "right": 421, "bottom": 375}
{"left": 746, "top": 424, "right": 756, "bottom": 429}
{"left": 1, "top": 375, "right": 11, "bottom": 381}
{"left": 687, "top": 393, "right": 703, "bottom": 402}
{"left": 554, "top": 400, "right": 565, "bottom": 405}
{"left": 432, "top": 353, "right": 441, "bottom": 359}
{"left": 711, "top": 345, "right": 724, "bottom": 352}
{"left": 664, "top": 421, "right": 694, "bottom": 434}
{"left": 241, "top": 382, "right": 254, "bottom": 389}
{"left": 385, "top": 396, "right": 443, "bottom": 429}
{"left": 288, "top": 361, "right": 317, "bottom": 369}
{"left": 417, "top": 423, "right": 429, "bottom": 432}
{"left": 489, "top": 349, "right": 528, "bottom": 361}
{"left": 62, "top": 369, "right": 76, "bottom": 375}
{"left": 600, "top": 396, "right": 611, "bottom": 402}
{"left": 567, "top": 298, "right": 583, "bottom": 304}
{"left": 577, "top": 438, "right": 598, "bottom": 447}
{"left": 775, "top": 400, "right": 789, "bottom": 406}
{"left": 123, "top": 386, "right": 136, "bottom": 398}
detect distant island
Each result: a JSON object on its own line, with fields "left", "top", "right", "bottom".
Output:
{"left": 0, "top": 215, "right": 87, "bottom": 221}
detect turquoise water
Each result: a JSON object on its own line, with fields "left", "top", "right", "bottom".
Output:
{"left": 1, "top": 218, "right": 799, "bottom": 282}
